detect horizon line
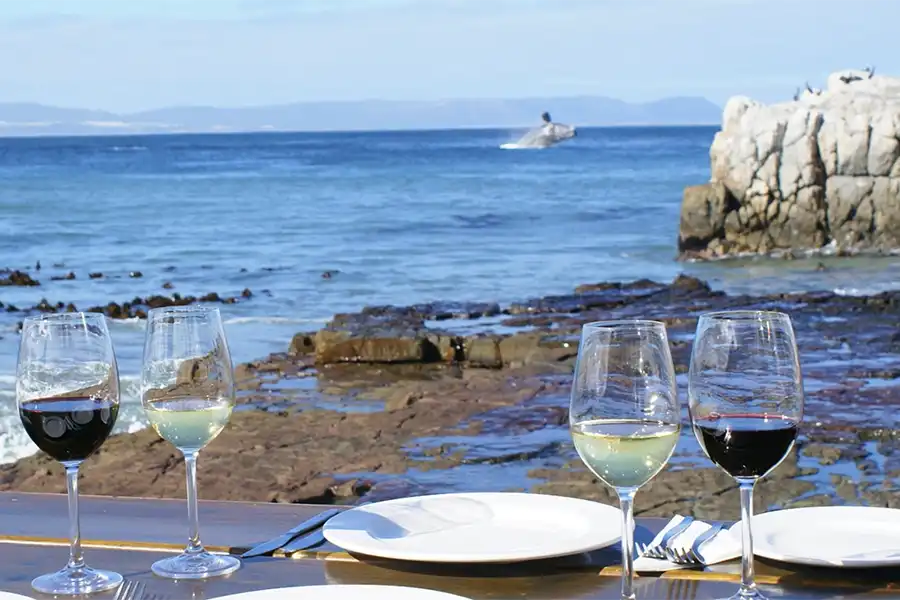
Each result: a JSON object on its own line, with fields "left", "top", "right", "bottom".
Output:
{"left": 0, "top": 94, "right": 721, "bottom": 115}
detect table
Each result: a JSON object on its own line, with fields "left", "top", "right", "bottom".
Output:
{"left": 0, "top": 493, "right": 895, "bottom": 599}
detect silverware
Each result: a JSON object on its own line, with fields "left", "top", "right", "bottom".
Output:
{"left": 664, "top": 523, "right": 726, "bottom": 566}
{"left": 113, "top": 579, "right": 146, "bottom": 600}
{"left": 241, "top": 508, "right": 341, "bottom": 558}
{"left": 637, "top": 516, "right": 694, "bottom": 560}
{"left": 281, "top": 528, "right": 327, "bottom": 555}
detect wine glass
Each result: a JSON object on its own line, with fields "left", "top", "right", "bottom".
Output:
{"left": 569, "top": 320, "right": 681, "bottom": 600}
{"left": 16, "top": 312, "right": 123, "bottom": 595}
{"left": 688, "top": 311, "right": 803, "bottom": 600}
{"left": 140, "top": 306, "right": 241, "bottom": 579}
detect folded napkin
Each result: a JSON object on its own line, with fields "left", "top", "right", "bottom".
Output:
{"left": 634, "top": 515, "right": 741, "bottom": 572}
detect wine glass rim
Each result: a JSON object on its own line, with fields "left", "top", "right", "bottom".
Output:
{"left": 582, "top": 319, "right": 665, "bottom": 330}
{"left": 21, "top": 311, "right": 106, "bottom": 325}
{"left": 700, "top": 310, "right": 790, "bottom": 321}
{"left": 147, "top": 305, "right": 220, "bottom": 318}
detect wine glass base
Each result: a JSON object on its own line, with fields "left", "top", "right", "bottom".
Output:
{"left": 151, "top": 551, "right": 241, "bottom": 580}
{"left": 724, "top": 587, "right": 768, "bottom": 600}
{"left": 31, "top": 565, "right": 123, "bottom": 596}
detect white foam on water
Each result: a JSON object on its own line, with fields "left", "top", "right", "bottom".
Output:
{"left": 834, "top": 287, "right": 886, "bottom": 296}
{"left": 224, "top": 316, "right": 327, "bottom": 325}
{"left": 107, "top": 317, "right": 147, "bottom": 330}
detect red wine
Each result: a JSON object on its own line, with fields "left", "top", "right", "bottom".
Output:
{"left": 20, "top": 397, "right": 118, "bottom": 463}
{"left": 693, "top": 414, "right": 797, "bottom": 478}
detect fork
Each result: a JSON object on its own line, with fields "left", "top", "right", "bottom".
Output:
{"left": 663, "top": 523, "right": 726, "bottom": 566}
{"left": 113, "top": 579, "right": 146, "bottom": 600}
{"left": 636, "top": 516, "right": 695, "bottom": 559}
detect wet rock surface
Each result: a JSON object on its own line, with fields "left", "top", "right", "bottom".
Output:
{"left": 3, "top": 275, "right": 900, "bottom": 519}
{"left": 8, "top": 291, "right": 253, "bottom": 320}
{"left": 0, "top": 270, "right": 40, "bottom": 287}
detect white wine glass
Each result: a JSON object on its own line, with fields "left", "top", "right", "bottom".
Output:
{"left": 17, "top": 312, "right": 123, "bottom": 595}
{"left": 140, "top": 306, "right": 241, "bottom": 579}
{"left": 569, "top": 320, "right": 680, "bottom": 600}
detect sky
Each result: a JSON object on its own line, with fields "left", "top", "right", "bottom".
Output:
{"left": 0, "top": 0, "right": 897, "bottom": 112}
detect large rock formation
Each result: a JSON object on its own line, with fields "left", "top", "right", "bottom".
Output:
{"left": 679, "top": 69, "right": 900, "bottom": 258}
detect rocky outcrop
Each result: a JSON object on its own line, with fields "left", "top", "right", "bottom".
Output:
{"left": 680, "top": 69, "right": 900, "bottom": 258}
{"left": 305, "top": 276, "right": 716, "bottom": 368}
{"left": 0, "top": 270, "right": 39, "bottom": 286}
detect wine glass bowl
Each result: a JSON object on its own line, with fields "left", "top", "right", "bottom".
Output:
{"left": 688, "top": 310, "right": 803, "bottom": 600}
{"left": 569, "top": 320, "right": 680, "bottom": 600}
{"left": 16, "top": 312, "right": 123, "bottom": 596}
{"left": 141, "top": 306, "right": 240, "bottom": 579}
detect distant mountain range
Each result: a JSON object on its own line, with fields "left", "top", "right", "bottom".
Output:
{"left": 0, "top": 96, "right": 721, "bottom": 137}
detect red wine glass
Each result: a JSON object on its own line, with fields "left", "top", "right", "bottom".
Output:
{"left": 16, "top": 312, "right": 123, "bottom": 595}
{"left": 688, "top": 311, "right": 804, "bottom": 600}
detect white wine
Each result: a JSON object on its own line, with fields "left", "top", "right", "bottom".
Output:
{"left": 571, "top": 419, "right": 680, "bottom": 489}
{"left": 145, "top": 398, "right": 233, "bottom": 451}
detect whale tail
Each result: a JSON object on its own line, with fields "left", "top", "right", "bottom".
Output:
{"left": 541, "top": 111, "right": 552, "bottom": 124}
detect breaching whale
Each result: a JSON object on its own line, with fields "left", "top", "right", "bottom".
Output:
{"left": 501, "top": 112, "right": 577, "bottom": 149}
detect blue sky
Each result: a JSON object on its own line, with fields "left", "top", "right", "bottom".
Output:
{"left": 0, "top": 0, "right": 896, "bottom": 112}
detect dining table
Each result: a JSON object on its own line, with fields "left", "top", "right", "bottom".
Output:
{"left": 0, "top": 492, "right": 895, "bottom": 599}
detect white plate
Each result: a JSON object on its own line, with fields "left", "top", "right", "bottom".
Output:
{"left": 752, "top": 506, "right": 900, "bottom": 568}
{"left": 213, "top": 585, "right": 471, "bottom": 600}
{"left": 322, "top": 492, "right": 621, "bottom": 563}
{"left": 0, "top": 592, "right": 35, "bottom": 600}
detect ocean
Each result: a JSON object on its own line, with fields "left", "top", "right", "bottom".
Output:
{"left": 3, "top": 126, "right": 900, "bottom": 464}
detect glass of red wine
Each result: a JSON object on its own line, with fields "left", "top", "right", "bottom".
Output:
{"left": 16, "top": 312, "right": 123, "bottom": 596}
{"left": 688, "top": 310, "right": 803, "bottom": 600}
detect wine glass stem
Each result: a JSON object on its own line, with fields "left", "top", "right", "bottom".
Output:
{"left": 183, "top": 450, "right": 204, "bottom": 555}
{"left": 64, "top": 463, "right": 85, "bottom": 571}
{"left": 617, "top": 488, "right": 637, "bottom": 600}
{"left": 738, "top": 480, "right": 757, "bottom": 597}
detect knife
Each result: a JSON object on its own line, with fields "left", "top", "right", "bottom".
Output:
{"left": 241, "top": 508, "right": 341, "bottom": 558}
{"left": 281, "top": 528, "right": 327, "bottom": 555}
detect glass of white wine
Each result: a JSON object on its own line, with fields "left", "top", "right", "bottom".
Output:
{"left": 140, "top": 305, "right": 241, "bottom": 579}
{"left": 569, "top": 320, "right": 681, "bottom": 600}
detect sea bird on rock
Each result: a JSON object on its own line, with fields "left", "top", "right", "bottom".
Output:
{"left": 839, "top": 73, "right": 864, "bottom": 84}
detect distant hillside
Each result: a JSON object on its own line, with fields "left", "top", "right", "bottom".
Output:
{"left": 0, "top": 96, "right": 721, "bottom": 137}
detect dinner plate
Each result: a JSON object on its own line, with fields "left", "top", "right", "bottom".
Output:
{"left": 213, "top": 585, "right": 471, "bottom": 600}
{"left": 322, "top": 492, "right": 621, "bottom": 563}
{"left": 0, "top": 592, "right": 36, "bottom": 600}
{"left": 752, "top": 506, "right": 900, "bottom": 567}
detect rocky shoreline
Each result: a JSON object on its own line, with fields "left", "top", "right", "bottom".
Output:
{"left": 1, "top": 275, "right": 899, "bottom": 520}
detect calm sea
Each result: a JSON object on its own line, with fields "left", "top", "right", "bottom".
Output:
{"left": 2, "top": 126, "right": 900, "bottom": 463}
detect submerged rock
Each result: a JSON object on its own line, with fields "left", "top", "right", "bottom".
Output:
{"left": 0, "top": 270, "right": 39, "bottom": 286}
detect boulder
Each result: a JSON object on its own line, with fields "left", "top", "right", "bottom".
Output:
{"left": 0, "top": 270, "right": 39, "bottom": 286}
{"left": 680, "top": 70, "right": 900, "bottom": 258}
{"left": 313, "top": 312, "right": 461, "bottom": 364}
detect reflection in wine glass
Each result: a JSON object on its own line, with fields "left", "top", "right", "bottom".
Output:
{"left": 17, "top": 312, "right": 123, "bottom": 596}
{"left": 141, "top": 306, "right": 240, "bottom": 579}
{"left": 689, "top": 311, "right": 803, "bottom": 600}
{"left": 569, "top": 321, "right": 680, "bottom": 600}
